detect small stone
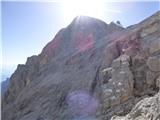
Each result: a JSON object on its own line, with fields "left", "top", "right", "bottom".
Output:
{"left": 108, "top": 79, "right": 112, "bottom": 82}
{"left": 118, "top": 82, "right": 122, "bottom": 86}
{"left": 110, "top": 96, "right": 120, "bottom": 106}
{"left": 156, "top": 76, "right": 160, "bottom": 88}
{"left": 104, "top": 89, "right": 113, "bottom": 97}
{"left": 116, "top": 89, "right": 121, "bottom": 93}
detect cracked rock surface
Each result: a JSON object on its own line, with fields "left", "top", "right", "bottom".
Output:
{"left": 2, "top": 11, "right": 160, "bottom": 120}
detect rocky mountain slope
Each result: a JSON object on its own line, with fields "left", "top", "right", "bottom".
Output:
{"left": 2, "top": 11, "right": 160, "bottom": 120}
{"left": 1, "top": 78, "right": 10, "bottom": 95}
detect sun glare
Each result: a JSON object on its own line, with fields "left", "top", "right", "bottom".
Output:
{"left": 62, "top": 0, "right": 105, "bottom": 20}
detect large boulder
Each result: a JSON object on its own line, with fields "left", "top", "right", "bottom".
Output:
{"left": 102, "top": 55, "right": 134, "bottom": 111}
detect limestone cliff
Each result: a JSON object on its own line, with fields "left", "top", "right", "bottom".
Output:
{"left": 2, "top": 11, "right": 160, "bottom": 120}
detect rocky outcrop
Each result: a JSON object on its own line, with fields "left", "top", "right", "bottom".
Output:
{"left": 2, "top": 11, "right": 160, "bottom": 120}
{"left": 101, "top": 55, "right": 134, "bottom": 110}
{"left": 2, "top": 16, "right": 125, "bottom": 120}
{"left": 149, "top": 38, "right": 160, "bottom": 55}
{"left": 108, "top": 11, "right": 160, "bottom": 120}
{"left": 147, "top": 56, "right": 160, "bottom": 72}
{"left": 111, "top": 91, "right": 160, "bottom": 120}
{"left": 1, "top": 78, "right": 10, "bottom": 95}
{"left": 99, "top": 11, "right": 160, "bottom": 120}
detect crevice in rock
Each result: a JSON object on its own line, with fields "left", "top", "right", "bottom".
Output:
{"left": 89, "top": 65, "right": 101, "bottom": 94}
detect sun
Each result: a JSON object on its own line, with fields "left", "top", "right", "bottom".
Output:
{"left": 61, "top": 0, "right": 105, "bottom": 20}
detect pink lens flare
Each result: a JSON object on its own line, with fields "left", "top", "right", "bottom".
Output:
{"left": 74, "top": 32, "right": 94, "bottom": 52}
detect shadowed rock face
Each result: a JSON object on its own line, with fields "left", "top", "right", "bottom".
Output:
{"left": 1, "top": 78, "right": 10, "bottom": 95}
{"left": 2, "top": 12, "right": 160, "bottom": 120}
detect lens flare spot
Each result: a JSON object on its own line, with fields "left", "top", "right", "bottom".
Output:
{"left": 67, "top": 90, "right": 99, "bottom": 118}
{"left": 75, "top": 32, "right": 94, "bottom": 52}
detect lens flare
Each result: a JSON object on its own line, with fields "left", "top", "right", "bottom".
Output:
{"left": 67, "top": 90, "right": 99, "bottom": 119}
{"left": 74, "top": 32, "right": 94, "bottom": 52}
{"left": 63, "top": 0, "right": 104, "bottom": 17}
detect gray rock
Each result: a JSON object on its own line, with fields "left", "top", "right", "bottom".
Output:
{"left": 149, "top": 38, "right": 160, "bottom": 54}
{"left": 111, "top": 92, "right": 160, "bottom": 120}
{"left": 156, "top": 76, "right": 160, "bottom": 88}
{"left": 102, "top": 55, "right": 134, "bottom": 110}
{"left": 2, "top": 11, "right": 160, "bottom": 120}
{"left": 147, "top": 56, "right": 160, "bottom": 72}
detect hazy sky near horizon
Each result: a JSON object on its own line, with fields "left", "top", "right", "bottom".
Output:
{"left": 1, "top": 1, "right": 160, "bottom": 73}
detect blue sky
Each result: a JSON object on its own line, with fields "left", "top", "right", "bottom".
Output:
{"left": 1, "top": 1, "right": 160, "bottom": 79}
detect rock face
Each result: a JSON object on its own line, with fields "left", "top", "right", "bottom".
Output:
{"left": 147, "top": 56, "right": 160, "bottom": 72}
{"left": 111, "top": 91, "right": 160, "bottom": 120}
{"left": 101, "top": 55, "right": 134, "bottom": 111}
{"left": 1, "top": 78, "right": 10, "bottom": 95}
{"left": 109, "top": 11, "right": 160, "bottom": 120}
{"left": 2, "top": 12, "right": 160, "bottom": 120}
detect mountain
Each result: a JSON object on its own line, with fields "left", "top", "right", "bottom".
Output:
{"left": 1, "top": 78, "right": 10, "bottom": 95}
{"left": 2, "top": 11, "right": 160, "bottom": 120}
{"left": 1, "top": 66, "right": 15, "bottom": 95}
